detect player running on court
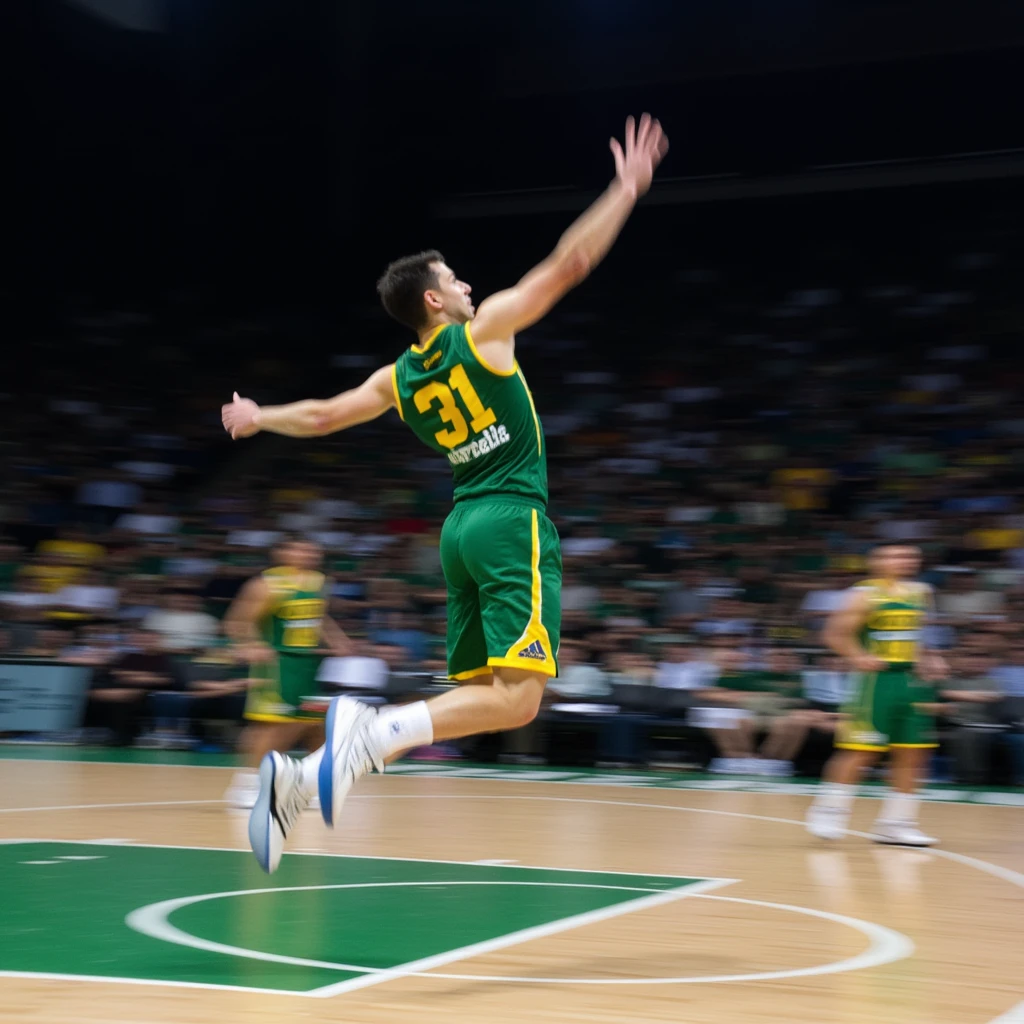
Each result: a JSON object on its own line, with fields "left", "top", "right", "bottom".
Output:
{"left": 222, "top": 537, "right": 351, "bottom": 809}
{"left": 222, "top": 114, "right": 669, "bottom": 872}
{"left": 805, "top": 544, "right": 948, "bottom": 846}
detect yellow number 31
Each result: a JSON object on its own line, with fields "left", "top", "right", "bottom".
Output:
{"left": 413, "top": 363, "right": 496, "bottom": 449}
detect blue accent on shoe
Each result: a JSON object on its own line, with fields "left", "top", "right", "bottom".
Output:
{"left": 249, "top": 752, "right": 276, "bottom": 873}
{"left": 319, "top": 697, "right": 338, "bottom": 827}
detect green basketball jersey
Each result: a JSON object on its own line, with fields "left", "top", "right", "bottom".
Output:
{"left": 391, "top": 322, "right": 547, "bottom": 506}
{"left": 260, "top": 567, "right": 328, "bottom": 653}
{"left": 854, "top": 578, "right": 930, "bottom": 666}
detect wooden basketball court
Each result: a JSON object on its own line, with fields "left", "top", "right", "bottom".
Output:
{"left": 1, "top": 754, "right": 1021, "bottom": 1023}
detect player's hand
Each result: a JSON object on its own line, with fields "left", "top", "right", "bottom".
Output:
{"left": 237, "top": 642, "right": 275, "bottom": 664}
{"left": 850, "top": 653, "right": 887, "bottom": 672}
{"left": 610, "top": 114, "right": 669, "bottom": 201}
{"left": 916, "top": 653, "right": 948, "bottom": 682}
{"left": 222, "top": 392, "right": 261, "bottom": 440}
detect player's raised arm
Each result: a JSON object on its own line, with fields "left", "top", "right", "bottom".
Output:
{"left": 470, "top": 114, "right": 669, "bottom": 347}
{"left": 221, "top": 364, "right": 396, "bottom": 440}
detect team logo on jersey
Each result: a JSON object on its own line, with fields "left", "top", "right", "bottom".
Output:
{"left": 424, "top": 350, "right": 443, "bottom": 370}
{"left": 517, "top": 640, "right": 547, "bottom": 661}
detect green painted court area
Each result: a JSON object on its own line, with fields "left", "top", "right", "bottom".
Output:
{"left": 1, "top": 842, "right": 704, "bottom": 995}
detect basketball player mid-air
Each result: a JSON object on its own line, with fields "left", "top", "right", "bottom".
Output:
{"left": 222, "top": 114, "right": 669, "bottom": 872}
{"left": 805, "top": 544, "right": 947, "bottom": 846}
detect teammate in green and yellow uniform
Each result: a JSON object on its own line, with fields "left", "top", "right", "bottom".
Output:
{"left": 222, "top": 114, "right": 669, "bottom": 871}
{"left": 806, "top": 544, "right": 947, "bottom": 846}
{"left": 222, "top": 538, "right": 350, "bottom": 810}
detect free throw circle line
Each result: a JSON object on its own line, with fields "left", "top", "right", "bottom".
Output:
{"left": 126, "top": 880, "right": 912, "bottom": 986}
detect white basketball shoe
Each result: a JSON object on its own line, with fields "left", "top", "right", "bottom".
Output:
{"left": 318, "top": 696, "right": 386, "bottom": 827}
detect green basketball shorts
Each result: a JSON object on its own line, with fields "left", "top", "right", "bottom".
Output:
{"left": 836, "top": 666, "right": 938, "bottom": 751}
{"left": 440, "top": 497, "right": 562, "bottom": 680}
{"left": 244, "top": 652, "right": 325, "bottom": 723}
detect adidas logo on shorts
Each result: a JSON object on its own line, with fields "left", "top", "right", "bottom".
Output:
{"left": 517, "top": 640, "right": 547, "bottom": 661}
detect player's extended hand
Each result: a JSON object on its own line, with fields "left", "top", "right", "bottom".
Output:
{"left": 850, "top": 653, "right": 887, "bottom": 673}
{"left": 222, "top": 392, "right": 261, "bottom": 440}
{"left": 916, "top": 653, "right": 948, "bottom": 682}
{"left": 610, "top": 113, "right": 669, "bottom": 201}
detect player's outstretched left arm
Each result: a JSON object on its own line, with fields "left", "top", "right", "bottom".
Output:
{"left": 222, "top": 364, "right": 395, "bottom": 440}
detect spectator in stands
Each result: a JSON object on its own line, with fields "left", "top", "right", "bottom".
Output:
{"left": 940, "top": 651, "right": 1006, "bottom": 784}
{"left": 83, "top": 628, "right": 179, "bottom": 746}
{"left": 143, "top": 590, "right": 220, "bottom": 652}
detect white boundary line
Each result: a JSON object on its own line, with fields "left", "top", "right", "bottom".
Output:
{"left": 0, "top": 969, "right": 298, "bottom": 997}
{"left": 0, "top": 837, "right": 714, "bottom": 881}
{"left": 989, "top": 1003, "right": 1024, "bottom": 1023}
{"left": 0, "top": 799, "right": 224, "bottom": 815}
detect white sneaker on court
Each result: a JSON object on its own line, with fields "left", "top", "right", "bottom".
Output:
{"left": 319, "top": 696, "right": 385, "bottom": 827}
{"left": 805, "top": 803, "right": 849, "bottom": 841}
{"left": 872, "top": 820, "right": 938, "bottom": 847}
{"left": 249, "top": 752, "right": 309, "bottom": 873}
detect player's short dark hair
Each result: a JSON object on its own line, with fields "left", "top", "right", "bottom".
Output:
{"left": 376, "top": 250, "right": 445, "bottom": 331}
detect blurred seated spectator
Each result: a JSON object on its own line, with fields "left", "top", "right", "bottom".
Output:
{"left": 115, "top": 502, "right": 182, "bottom": 537}
{"left": 940, "top": 650, "right": 1006, "bottom": 784}
{"left": 20, "top": 627, "right": 73, "bottom": 659}
{"left": 692, "top": 648, "right": 808, "bottom": 775}
{"left": 37, "top": 529, "right": 105, "bottom": 567}
{"left": 49, "top": 570, "right": 120, "bottom": 622}
{"left": 83, "top": 628, "right": 180, "bottom": 746}
{"left": 143, "top": 591, "right": 220, "bottom": 652}
{"left": 937, "top": 570, "right": 1005, "bottom": 621}
{"left": 369, "top": 610, "right": 428, "bottom": 663}
{"left": 992, "top": 640, "right": 1024, "bottom": 697}
{"left": 653, "top": 643, "right": 718, "bottom": 691}
{"left": 548, "top": 641, "right": 610, "bottom": 700}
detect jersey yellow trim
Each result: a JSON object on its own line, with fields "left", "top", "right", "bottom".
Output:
{"left": 499, "top": 509, "right": 554, "bottom": 671}
{"left": 486, "top": 655, "right": 558, "bottom": 678}
{"left": 889, "top": 742, "right": 939, "bottom": 749}
{"left": 390, "top": 363, "right": 404, "bottom": 421}
{"left": 450, "top": 666, "right": 491, "bottom": 681}
{"left": 411, "top": 324, "right": 445, "bottom": 354}
{"left": 243, "top": 712, "right": 323, "bottom": 724}
{"left": 516, "top": 366, "right": 543, "bottom": 456}
{"left": 465, "top": 322, "right": 517, "bottom": 377}
{"left": 834, "top": 741, "right": 888, "bottom": 752}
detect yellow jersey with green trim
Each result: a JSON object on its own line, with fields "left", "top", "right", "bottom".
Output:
{"left": 392, "top": 323, "right": 547, "bottom": 506}
{"left": 854, "top": 578, "right": 931, "bottom": 666}
{"left": 261, "top": 567, "right": 328, "bottom": 654}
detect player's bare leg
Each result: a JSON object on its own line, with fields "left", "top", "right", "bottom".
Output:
{"left": 806, "top": 747, "right": 878, "bottom": 840}
{"left": 872, "top": 745, "right": 937, "bottom": 846}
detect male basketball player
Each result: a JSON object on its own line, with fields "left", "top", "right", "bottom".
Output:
{"left": 805, "top": 544, "right": 947, "bottom": 846}
{"left": 222, "top": 537, "right": 350, "bottom": 809}
{"left": 222, "top": 114, "right": 669, "bottom": 871}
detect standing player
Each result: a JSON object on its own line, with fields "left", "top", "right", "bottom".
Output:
{"left": 223, "top": 114, "right": 669, "bottom": 871}
{"left": 805, "top": 544, "right": 947, "bottom": 846}
{"left": 223, "top": 537, "right": 351, "bottom": 809}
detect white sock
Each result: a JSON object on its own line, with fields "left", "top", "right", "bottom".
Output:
{"left": 371, "top": 702, "right": 435, "bottom": 760}
{"left": 816, "top": 782, "right": 856, "bottom": 813}
{"left": 878, "top": 792, "right": 916, "bottom": 824}
{"left": 298, "top": 746, "right": 324, "bottom": 799}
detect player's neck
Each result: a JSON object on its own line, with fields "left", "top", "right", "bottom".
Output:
{"left": 417, "top": 315, "right": 460, "bottom": 346}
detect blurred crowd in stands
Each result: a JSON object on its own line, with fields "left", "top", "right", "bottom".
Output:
{"left": 4, "top": 206, "right": 1024, "bottom": 785}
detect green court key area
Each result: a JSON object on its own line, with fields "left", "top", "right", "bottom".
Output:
{"left": 1, "top": 842, "right": 706, "bottom": 995}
